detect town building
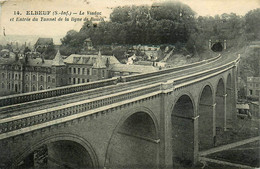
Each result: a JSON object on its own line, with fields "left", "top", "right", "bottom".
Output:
{"left": 64, "top": 51, "right": 117, "bottom": 84}
{"left": 246, "top": 77, "right": 260, "bottom": 100}
{"left": 0, "top": 50, "right": 67, "bottom": 96}
{"left": 0, "top": 51, "right": 158, "bottom": 96}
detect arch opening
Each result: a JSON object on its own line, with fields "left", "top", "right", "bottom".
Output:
{"left": 211, "top": 42, "right": 223, "bottom": 52}
{"left": 216, "top": 78, "right": 225, "bottom": 133}
{"left": 198, "top": 85, "right": 214, "bottom": 150}
{"left": 172, "top": 95, "right": 195, "bottom": 167}
{"left": 106, "top": 112, "right": 158, "bottom": 169}
{"left": 16, "top": 140, "right": 94, "bottom": 169}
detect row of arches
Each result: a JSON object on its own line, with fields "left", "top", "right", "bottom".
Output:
{"left": 172, "top": 74, "right": 233, "bottom": 165}
{"left": 15, "top": 75, "right": 234, "bottom": 169}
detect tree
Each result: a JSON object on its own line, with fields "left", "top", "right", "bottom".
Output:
{"left": 60, "top": 30, "right": 86, "bottom": 55}
{"left": 43, "top": 42, "right": 56, "bottom": 59}
{"left": 245, "top": 8, "right": 260, "bottom": 40}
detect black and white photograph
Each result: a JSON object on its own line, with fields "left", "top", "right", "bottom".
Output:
{"left": 0, "top": 0, "right": 259, "bottom": 168}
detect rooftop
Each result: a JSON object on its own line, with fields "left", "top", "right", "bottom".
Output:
{"left": 64, "top": 53, "right": 120, "bottom": 66}
{"left": 52, "top": 50, "right": 65, "bottom": 66}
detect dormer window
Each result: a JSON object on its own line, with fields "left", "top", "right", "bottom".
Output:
{"left": 73, "top": 57, "right": 81, "bottom": 63}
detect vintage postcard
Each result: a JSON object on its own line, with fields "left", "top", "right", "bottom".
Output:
{"left": 0, "top": 0, "right": 259, "bottom": 168}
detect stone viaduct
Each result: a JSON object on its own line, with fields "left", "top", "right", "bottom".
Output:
{"left": 0, "top": 54, "right": 240, "bottom": 169}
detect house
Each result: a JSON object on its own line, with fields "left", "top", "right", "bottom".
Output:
{"left": 247, "top": 77, "right": 260, "bottom": 100}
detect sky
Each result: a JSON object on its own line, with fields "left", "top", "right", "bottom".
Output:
{"left": 0, "top": 0, "right": 259, "bottom": 38}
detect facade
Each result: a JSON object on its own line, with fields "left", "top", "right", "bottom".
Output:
{"left": 0, "top": 51, "right": 67, "bottom": 96}
{"left": 246, "top": 77, "right": 260, "bottom": 99}
{"left": 0, "top": 51, "right": 158, "bottom": 96}
{"left": 64, "top": 51, "right": 115, "bottom": 85}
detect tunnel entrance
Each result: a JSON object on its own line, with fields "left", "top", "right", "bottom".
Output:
{"left": 16, "top": 140, "right": 94, "bottom": 169}
{"left": 106, "top": 112, "right": 158, "bottom": 169}
{"left": 211, "top": 42, "right": 223, "bottom": 52}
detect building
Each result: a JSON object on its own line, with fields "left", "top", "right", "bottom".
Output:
{"left": 64, "top": 51, "right": 117, "bottom": 84}
{"left": 0, "top": 51, "right": 158, "bottom": 96}
{"left": 246, "top": 77, "right": 260, "bottom": 100}
{"left": 0, "top": 51, "right": 67, "bottom": 96}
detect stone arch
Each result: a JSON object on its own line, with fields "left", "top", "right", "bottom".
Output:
{"left": 171, "top": 94, "right": 195, "bottom": 166}
{"left": 198, "top": 84, "right": 214, "bottom": 150}
{"left": 105, "top": 107, "right": 159, "bottom": 169}
{"left": 226, "top": 73, "right": 232, "bottom": 127}
{"left": 14, "top": 133, "right": 99, "bottom": 169}
{"left": 215, "top": 77, "right": 226, "bottom": 132}
{"left": 171, "top": 92, "right": 196, "bottom": 117}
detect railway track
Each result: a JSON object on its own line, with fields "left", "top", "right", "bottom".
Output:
{"left": 0, "top": 54, "right": 234, "bottom": 119}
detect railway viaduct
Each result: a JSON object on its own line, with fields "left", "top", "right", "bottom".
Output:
{"left": 0, "top": 54, "right": 240, "bottom": 169}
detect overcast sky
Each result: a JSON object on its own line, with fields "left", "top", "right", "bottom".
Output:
{"left": 0, "top": 0, "right": 259, "bottom": 37}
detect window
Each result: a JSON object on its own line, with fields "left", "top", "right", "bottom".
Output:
{"left": 78, "top": 78, "right": 80, "bottom": 84}
{"left": 15, "top": 84, "right": 18, "bottom": 92}
{"left": 1, "top": 83, "right": 4, "bottom": 89}
{"left": 12, "top": 73, "right": 14, "bottom": 79}
{"left": 40, "top": 76, "right": 44, "bottom": 82}
{"left": 48, "top": 76, "right": 51, "bottom": 82}
{"left": 8, "top": 83, "right": 10, "bottom": 90}
{"left": 73, "top": 78, "right": 76, "bottom": 84}
{"left": 87, "top": 79, "right": 89, "bottom": 82}
{"left": 102, "top": 70, "right": 105, "bottom": 78}
{"left": 19, "top": 74, "right": 21, "bottom": 80}
{"left": 15, "top": 74, "right": 17, "bottom": 80}
{"left": 87, "top": 69, "right": 90, "bottom": 75}
{"left": 52, "top": 78, "right": 55, "bottom": 83}
{"left": 69, "top": 68, "right": 72, "bottom": 74}
{"left": 39, "top": 86, "right": 43, "bottom": 90}
{"left": 82, "top": 79, "right": 85, "bottom": 83}
{"left": 32, "top": 75, "right": 36, "bottom": 81}
{"left": 78, "top": 68, "right": 80, "bottom": 74}
{"left": 82, "top": 68, "right": 85, "bottom": 75}
{"left": 74, "top": 68, "right": 76, "bottom": 74}
{"left": 2, "top": 73, "right": 5, "bottom": 79}
{"left": 47, "top": 86, "right": 50, "bottom": 89}
{"left": 26, "top": 74, "right": 29, "bottom": 81}
{"left": 32, "top": 85, "right": 36, "bottom": 91}
{"left": 8, "top": 73, "right": 10, "bottom": 79}
{"left": 249, "top": 89, "right": 253, "bottom": 95}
